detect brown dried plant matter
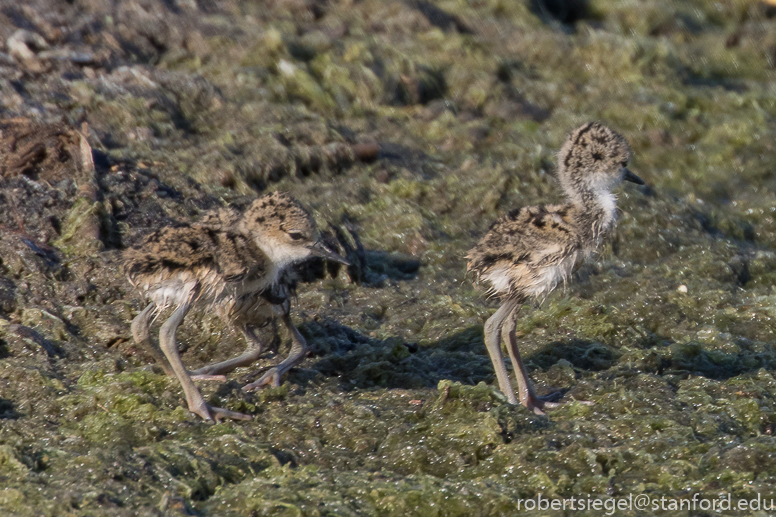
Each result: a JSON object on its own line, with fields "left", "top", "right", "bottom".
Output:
{"left": 124, "top": 191, "right": 349, "bottom": 422}
{"left": 0, "top": 118, "right": 93, "bottom": 184}
{"left": 467, "top": 123, "right": 644, "bottom": 414}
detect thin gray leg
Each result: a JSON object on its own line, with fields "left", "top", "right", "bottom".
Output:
{"left": 158, "top": 295, "right": 251, "bottom": 422}
{"left": 191, "top": 324, "right": 266, "bottom": 376}
{"left": 501, "top": 305, "right": 549, "bottom": 415}
{"left": 131, "top": 303, "right": 175, "bottom": 377}
{"left": 243, "top": 313, "right": 306, "bottom": 391}
{"left": 483, "top": 299, "right": 520, "bottom": 405}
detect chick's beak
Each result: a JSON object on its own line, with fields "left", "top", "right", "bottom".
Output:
{"left": 308, "top": 242, "right": 350, "bottom": 266}
{"left": 623, "top": 167, "right": 645, "bottom": 185}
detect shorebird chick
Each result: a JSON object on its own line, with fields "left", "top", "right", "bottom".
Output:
{"left": 467, "top": 123, "right": 644, "bottom": 415}
{"left": 124, "top": 192, "right": 348, "bottom": 422}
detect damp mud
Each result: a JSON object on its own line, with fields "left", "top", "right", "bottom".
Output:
{"left": 2, "top": 0, "right": 776, "bottom": 515}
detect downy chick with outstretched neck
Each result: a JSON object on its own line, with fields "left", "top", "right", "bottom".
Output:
{"left": 125, "top": 192, "right": 348, "bottom": 422}
{"left": 467, "top": 122, "right": 644, "bottom": 414}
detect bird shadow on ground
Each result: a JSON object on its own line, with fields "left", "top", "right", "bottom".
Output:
{"left": 274, "top": 322, "right": 497, "bottom": 391}
{"left": 363, "top": 250, "right": 420, "bottom": 284}
{"left": 528, "top": 338, "right": 619, "bottom": 372}
{"left": 527, "top": 335, "right": 776, "bottom": 382}
{"left": 294, "top": 248, "right": 419, "bottom": 288}
{"left": 245, "top": 325, "right": 617, "bottom": 396}
{"left": 285, "top": 326, "right": 774, "bottom": 397}
{"left": 638, "top": 338, "right": 776, "bottom": 381}
{"left": 217, "top": 304, "right": 776, "bottom": 403}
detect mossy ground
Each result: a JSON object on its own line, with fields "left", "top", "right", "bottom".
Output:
{"left": 2, "top": 0, "right": 776, "bottom": 515}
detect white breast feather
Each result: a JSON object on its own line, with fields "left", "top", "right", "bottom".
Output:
{"left": 484, "top": 253, "right": 578, "bottom": 299}
{"left": 484, "top": 265, "right": 513, "bottom": 295}
{"left": 524, "top": 264, "right": 566, "bottom": 298}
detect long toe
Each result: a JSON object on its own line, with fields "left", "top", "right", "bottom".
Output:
{"left": 188, "top": 400, "right": 251, "bottom": 422}
{"left": 568, "top": 397, "right": 595, "bottom": 406}
{"left": 522, "top": 390, "right": 562, "bottom": 415}
{"left": 538, "top": 389, "right": 565, "bottom": 403}
{"left": 190, "top": 364, "right": 216, "bottom": 376}
{"left": 538, "top": 401, "right": 560, "bottom": 411}
{"left": 523, "top": 390, "right": 593, "bottom": 414}
{"left": 189, "top": 372, "right": 228, "bottom": 382}
{"left": 189, "top": 363, "right": 226, "bottom": 376}
{"left": 207, "top": 404, "right": 252, "bottom": 422}
{"left": 242, "top": 368, "right": 282, "bottom": 391}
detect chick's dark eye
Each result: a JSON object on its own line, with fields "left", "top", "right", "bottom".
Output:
{"left": 288, "top": 232, "right": 303, "bottom": 241}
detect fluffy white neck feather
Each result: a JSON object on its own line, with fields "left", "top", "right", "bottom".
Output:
{"left": 596, "top": 190, "right": 617, "bottom": 229}
{"left": 255, "top": 238, "right": 311, "bottom": 286}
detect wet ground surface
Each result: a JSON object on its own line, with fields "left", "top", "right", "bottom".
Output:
{"left": 2, "top": 0, "right": 776, "bottom": 515}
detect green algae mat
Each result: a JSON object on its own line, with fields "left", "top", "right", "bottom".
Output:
{"left": 2, "top": 0, "right": 776, "bottom": 515}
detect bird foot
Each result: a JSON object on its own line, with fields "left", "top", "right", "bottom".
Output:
{"left": 189, "top": 400, "right": 252, "bottom": 422}
{"left": 523, "top": 390, "right": 592, "bottom": 416}
{"left": 242, "top": 367, "right": 282, "bottom": 391}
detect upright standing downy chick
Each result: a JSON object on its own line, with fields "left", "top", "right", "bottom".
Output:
{"left": 124, "top": 192, "right": 348, "bottom": 422}
{"left": 467, "top": 123, "right": 644, "bottom": 414}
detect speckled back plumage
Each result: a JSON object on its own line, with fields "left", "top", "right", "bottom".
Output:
{"left": 195, "top": 205, "right": 241, "bottom": 230}
{"left": 467, "top": 204, "right": 582, "bottom": 300}
{"left": 123, "top": 191, "right": 318, "bottom": 317}
{"left": 124, "top": 225, "right": 270, "bottom": 286}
